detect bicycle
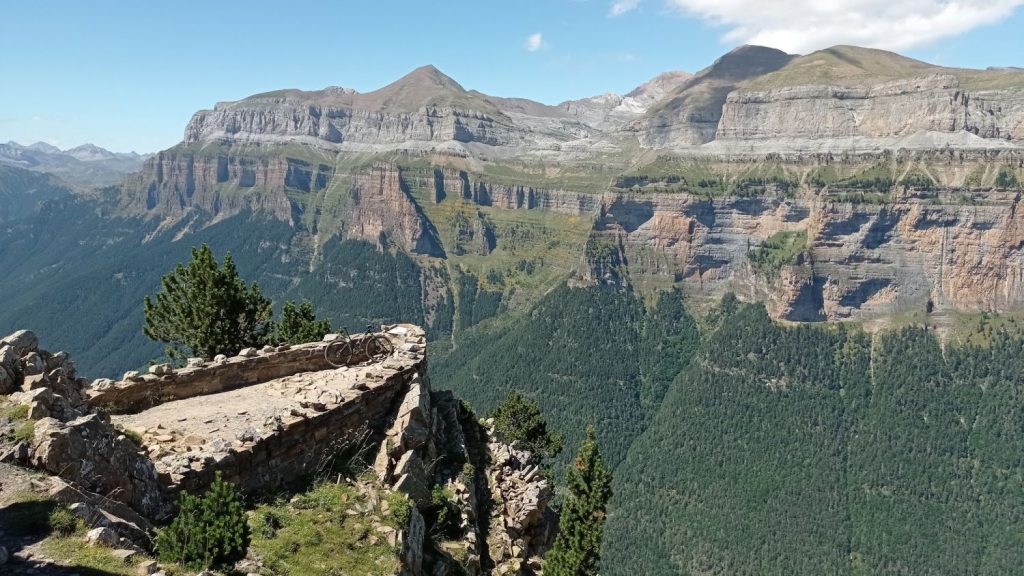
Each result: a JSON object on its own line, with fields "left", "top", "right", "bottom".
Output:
{"left": 323, "top": 325, "right": 394, "bottom": 367}
{"left": 363, "top": 324, "right": 395, "bottom": 361}
{"left": 324, "top": 330, "right": 352, "bottom": 367}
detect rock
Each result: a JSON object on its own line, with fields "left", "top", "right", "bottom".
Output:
{"left": 2, "top": 330, "right": 38, "bottom": 355}
{"left": 323, "top": 333, "right": 345, "bottom": 342}
{"left": 22, "top": 373, "right": 49, "bottom": 391}
{"left": 0, "top": 364, "right": 15, "bottom": 395}
{"left": 149, "top": 364, "right": 172, "bottom": 376}
{"left": 372, "top": 439, "right": 392, "bottom": 482}
{"left": 86, "top": 527, "right": 119, "bottom": 547}
{"left": 111, "top": 549, "right": 136, "bottom": 562}
{"left": 20, "top": 352, "right": 46, "bottom": 376}
{"left": 88, "top": 379, "right": 114, "bottom": 393}
{"left": 137, "top": 560, "right": 159, "bottom": 575}
{"left": 403, "top": 507, "right": 425, "bottom": 574}
{"left": 393, "top": 472, "right": 431, "bottom": 509}
{"left": 68, "top": 502, "right": 95, "bottom": 522}
{"left": 213, "top": 354, "right": 228, "bottom": 363}
{"left": 0, "top": 545, "right": 7, "bottom": 566}
{"left": 123, "top": 371, "right": 141, "bottom": 380}
{"left": 238, "top": 347, "right": 258, "bottom": 357}
{"left": 186, "top": 357, "right": 205, "bottom": 368}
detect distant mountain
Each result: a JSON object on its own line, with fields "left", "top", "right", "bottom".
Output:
{"left": 0, "top": 164, "right": 73, "bottom": 221}
{"left": 0, "top": 141, "right": 151, "bottom": 188}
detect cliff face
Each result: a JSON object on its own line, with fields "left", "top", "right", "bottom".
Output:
{"left": 585, "top": 182, "right": 1024, "bottom": 322}
{"left": 716, "top": 75, "right": 1024, "bottom": 143}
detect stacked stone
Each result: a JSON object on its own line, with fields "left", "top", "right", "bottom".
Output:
{"left": 485, "top": 426, "right": 556, "bottom": 576}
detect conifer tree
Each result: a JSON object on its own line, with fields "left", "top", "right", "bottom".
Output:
{"left": 490, "top": 391, "right": 563, "bottom": 465}
{"left": 546, "top": 426, "right": 613, "bottom": 576}
{"left": 156, "top": 472, "right": 250, "bottom": 571}
{"left": 144, "top": 244, "right": 272, "bottom": 359}
{"left": 275, "top": 299, "right": 333, "bottom": 345}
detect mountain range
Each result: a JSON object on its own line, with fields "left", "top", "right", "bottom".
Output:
{"left": 0, "top": 140, "right": 151, "bottom": 188}
{"left": 2, "top": 43, "right": 1024, "bottom": 576}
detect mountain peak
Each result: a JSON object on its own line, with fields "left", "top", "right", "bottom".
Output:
{"left": 392, "top": 64, "right": 465, "bottom": 92}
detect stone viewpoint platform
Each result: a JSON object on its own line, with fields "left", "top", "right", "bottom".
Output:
{"left": 9, "top": 325, "right": 426, "bottom": 520}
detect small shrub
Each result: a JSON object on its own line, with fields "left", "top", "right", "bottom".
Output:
{"left": 156, "top": 472, "right": 250, "bottom": 571}
{"left": 48, "top": 507, "right": 81, "bottom": 536}
{"left": 384, "top": 492, "right": 412, "bottom": 529}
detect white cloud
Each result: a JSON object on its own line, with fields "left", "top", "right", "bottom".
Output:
{"left": 524, "top": 32, "right": 547, "bottom": 52}
{"left": 610, "top": 0, "right": 642, "bottom": 16}
{"left": 666, "top": 0, "right": 1024, "bottom": 53}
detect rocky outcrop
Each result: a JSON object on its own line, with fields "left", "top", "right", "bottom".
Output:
{"left": 484, "top": 429, "right": 555, "bottom": 576}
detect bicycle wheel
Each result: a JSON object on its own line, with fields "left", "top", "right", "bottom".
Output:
{"left": 325, "top": 338, "right": 353, "bottom": 367}
{"left": 364, "top": 335, "right": 394, "bottom": 359}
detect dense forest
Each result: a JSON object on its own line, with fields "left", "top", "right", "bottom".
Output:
{"left": 604, "top": 302, "right": 1024, "bottom": 576}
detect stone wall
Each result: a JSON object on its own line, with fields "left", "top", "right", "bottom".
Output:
{"left": 86, "top": 333, "right": 380, "bottom": 412}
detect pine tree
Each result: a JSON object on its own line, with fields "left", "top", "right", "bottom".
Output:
{"left": 275, "top": 299, "right": 333, "bottom": 345}
{"left": 144, "top": 244, "right": 272, "bottom": 359}
{"left": 490, "top": 391, "right": 563, "bottom": 465}
{"left": 546, "top": 426, "right": 613, "bottom": 576}
{"left": 156, "top": 472, "right": 250, "bottom": 570}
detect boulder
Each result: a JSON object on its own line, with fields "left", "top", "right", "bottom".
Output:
{"left": 393, "top": 472, "right": 431, "bottom": 509}
{"left": 20, "top": 352, "right": 46, "bottom": 376}
{"left": 0, "top": 345, "right": 19, "bottom": 394}
{"left": 86, "top": 526, "right": 120, "bottom": 546}
{"left": 0, "top": 364, "right": 15, "bottom": 395}
{"left": 238, "top": 347, "right": 258, "bottom": 358}
{"left": 137, "top": 560, "right": 159, "bottom": 575}
{"left": 186, "top": 357, "right": 205, "bottom": 368}
{"left": 1, "top": 330, "right": 38, "bottom": 356}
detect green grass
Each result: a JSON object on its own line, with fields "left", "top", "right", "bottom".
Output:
{"left": 14, "top": 419, "right": 35, "bottom": 442}
{"left": 249, "top": 482, "right": 401, "bottom": 576}
{"left": 40, "top": 532, "right": 152, "bottom": 575}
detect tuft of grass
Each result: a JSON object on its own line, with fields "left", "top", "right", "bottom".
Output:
{"left": 48, "top": 506, "right": 82, "bottom": 536}
{"left": 14, "top": 419, "right": 35, "bottom": 442}
{"left": 1, "top": 401, "right": 29, "bottom": 421}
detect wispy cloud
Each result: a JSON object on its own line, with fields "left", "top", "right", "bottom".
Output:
{"left": 610, "top": 0, "right": 641, "bottom": 16}
{"left": 606, "top": 0, "right": 638, "bottom": 15}
{"left": 524, "top": 32, "right": 547, "bottom": 52}
{"left": 666, "top": 0, "right": 1024, "bottom": 53}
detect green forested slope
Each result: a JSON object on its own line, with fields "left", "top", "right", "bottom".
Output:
{"left": 604, "top": 302, "right": 1024, "bottom": 576}
{"left": 432, "top": 286, "right": 699, "bottom": 470}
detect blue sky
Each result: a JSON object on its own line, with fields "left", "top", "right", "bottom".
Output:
{"left": 3, "top": 0, "right": 1023, "bottom": 153}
